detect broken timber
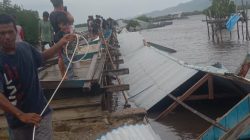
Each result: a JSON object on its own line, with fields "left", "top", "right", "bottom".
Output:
{"left": 156, "top": 74, "right": 213, "bottom": 120}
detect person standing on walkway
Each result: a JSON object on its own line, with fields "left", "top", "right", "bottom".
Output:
{"left": 0, "top": 14, "right": 76, "bottom": 140}
{"left": 49, "top": 0, "right": 74, "bottom": 34}
{"left": 39, "top": 11, "right": 53, "bottom": 51}
{"left": 49, "top": 0, "right": 75, "bottom": 79}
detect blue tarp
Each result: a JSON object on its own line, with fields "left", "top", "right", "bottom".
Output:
{"left": 226, "top": 14, "right": 240, "bottom": 32}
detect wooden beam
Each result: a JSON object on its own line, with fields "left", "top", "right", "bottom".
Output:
{"left": 103, "top": 84, "right": 129, "bottom": 92}
{"left": 221, "top": 115, "right": 250, "bottom": 140}
{"left": 104, "top": 68, "right": 129, "bottom": 76}
{"left": 167, "top": 94, "right": 228, "bottom": 132}
{"left": 156, "top": 74, "right": 209, "bottom": 120}
{"left": 187, "top": 93, "right": 243, "bottom": 101}
{"left": 208, "top": 74, "right": 214, "bottom": 100}
{"left": 147, "top": 42, "right": 177, "bottom": 53}
{"left": 41, "top": 80, "right": 85, "bottom": 89}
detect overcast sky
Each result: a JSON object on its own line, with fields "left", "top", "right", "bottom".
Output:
{"left": 10, "top": 0, "right": 191, "bottom": 24}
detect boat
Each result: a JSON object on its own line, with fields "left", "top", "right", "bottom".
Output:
{"left": 198, "top": 94, "right": 250, "bottom": 140}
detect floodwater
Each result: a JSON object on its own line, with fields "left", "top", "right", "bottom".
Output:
{"left": 140, "top": 15, "right": 250, "bottom": 140}
{"left": 141, "top": 15, "right": 250, "bottom": 73}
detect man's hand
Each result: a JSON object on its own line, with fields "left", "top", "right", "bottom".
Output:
{"left": 58, "top": 34, "right": 76, "bottom": 46}
{"left": 17, "top": 113, "right": 42, "bottom": 126}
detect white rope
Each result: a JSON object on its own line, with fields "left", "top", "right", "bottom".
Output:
{"left": 32, "top": 34, "right": 80, "bottom": 140}
{"left": 65, "top": 34, "right": 91, "bottom": 63}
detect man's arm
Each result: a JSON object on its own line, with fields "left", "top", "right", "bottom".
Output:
{"left": 0, "top": 93, "right": 41, "bottom": 126}
{"left": 42, "top": 34, "right": 76, "bottom": 61}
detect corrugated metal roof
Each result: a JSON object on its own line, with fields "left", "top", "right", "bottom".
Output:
{"left": 118, "top": 32, "right": 198, "bottom": 110}
{"left": 97, "top": 124, "right": 161, "bottom": 140}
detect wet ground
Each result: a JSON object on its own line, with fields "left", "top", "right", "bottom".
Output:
{"left": 140, "top": 15, "right": 250, "bottom": 140}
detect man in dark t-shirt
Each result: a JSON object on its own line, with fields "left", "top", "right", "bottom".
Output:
{"left": 0, "top": 14, "right": 76, "bottom": 140}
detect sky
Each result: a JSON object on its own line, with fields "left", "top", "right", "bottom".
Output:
{"left": 10, "top": 0, "right": 191, "bottom": 24}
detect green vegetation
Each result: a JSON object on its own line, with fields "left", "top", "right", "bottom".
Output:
{"left": 0, "top": 0, "right": 39, "bottom": 44}
{"left": 136, "top": 15, "right": 151, "bottom": 22}
{"left": 126, "top": 20, "right": 140, "bottom": 31}
{"left": 204, "top": 0, "right": 236, "bottom": 18}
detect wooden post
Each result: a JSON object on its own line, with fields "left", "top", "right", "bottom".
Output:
{"left": 242, "top": 21, "right": 245, "bottom": 41}
{"left": 206, "top": 16, "right": 210, "bottom": 40}
{"left": 212, "top": 24, "right": 215, "bottom": 41}
{"left": 237, "top": 21, "right": 240, "bottom": 40}
{"left": 208, "top": 74, "right": 214, "bottom": 100}
{"left": 156, "top": 74, "right": 209, "bottom": 120}
{"left": 220, "top": 27, "right": 223, "bottom": 42}
{"left": 246, "top": 2, "right": 249, "bottom": 40}
{"left": 242, "top": 0, "right": 246, "bottom": 41}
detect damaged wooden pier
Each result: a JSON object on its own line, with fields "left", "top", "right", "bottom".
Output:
{"left": 0, "top": 30, "right": 146, "bottom": 140}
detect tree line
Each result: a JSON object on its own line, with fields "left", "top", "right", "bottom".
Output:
{"left": 0, "top": 0, "right": 39, "bottom": 45}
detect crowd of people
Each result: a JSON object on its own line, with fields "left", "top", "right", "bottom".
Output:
{"left": 87, "top": 15, "right": 116, "bottom": 38}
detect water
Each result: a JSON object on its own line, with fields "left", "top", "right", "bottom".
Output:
{"left": 140, "top": 15, "right": 250, "bottom": 73}
{"left": 139, "top": 15, "right": 250, "bottom": 140}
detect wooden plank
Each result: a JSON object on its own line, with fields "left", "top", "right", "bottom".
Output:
{"left": 156, "top": 74, "right": 209, "bottom": 120}
{"left": 50, "top": 96, "right": 101, "bottom": 110}
{"left": 83, "top": 54, "right": 98, "bottom": 89}
{"left": 86, "top": 54, "right": 98, "bottom": 80}
{"left": 0, "top": 96, "right": 102, "bottom": 117}
{"left": 52, "top": 106, "right": 105, "bottom": 122}
{"left": 39, "top": 71, "right": 48, "bottom": 80}
{"left": 111, "top": 108, "right": 146, "bottom": 118}
{"left": 0, "top": 106, "right": 106, "bottom": 129}
{"left": 104, "top": 68, "right": 129, "bottom": 76}
{"left": 41, "top": 80, "right": 85, "bottom": 89}
{"left": 187, "top": 93, "right": 243, "bottom": 101}
{"left": 92, "top": 53, "right": 107, "bottom": 83}
{"left": 103, "top": 84, "right": 129, "bottom": 92}
{"left": 220, "top": 115, "right": 250, "bottom": 140}
{"left": 208, "top": 74, "right": 214, "bottom": 99}
{"left": 147, "top": 42, "right": 177, "bottom": 53}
